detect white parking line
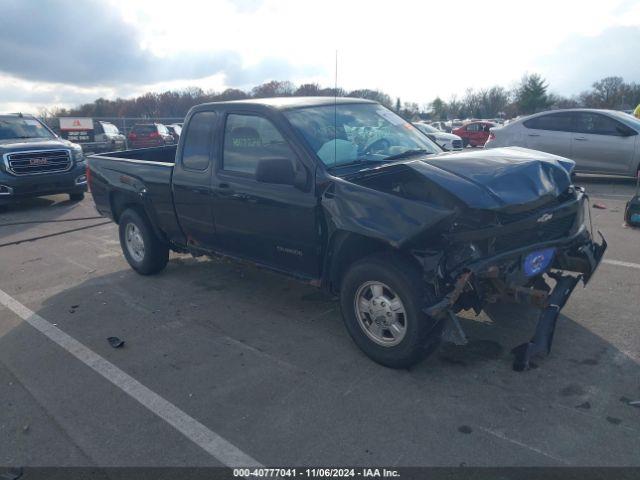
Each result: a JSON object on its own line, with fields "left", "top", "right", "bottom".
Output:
{"left": 0, "top": 288, "right": 261, "bottom": 468}
{"left": 603, "top": 259, "right": 640, "bottom": 270}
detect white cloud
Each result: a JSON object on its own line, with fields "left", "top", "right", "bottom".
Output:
{"left": 1, "top": 0, "right": 639, "bottom": 112}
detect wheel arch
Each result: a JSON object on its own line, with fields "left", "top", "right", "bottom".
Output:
{"left": 110, "top": 191, "right": 167, "bottom": 242}
{"left": 323, "top": 230, "right": 422, "bottom": 295}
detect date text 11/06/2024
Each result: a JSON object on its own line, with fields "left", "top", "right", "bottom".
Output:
{"left": 233, "top": 468, "right": 401, "bottom": 477}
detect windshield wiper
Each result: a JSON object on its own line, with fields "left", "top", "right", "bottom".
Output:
{"left": 383, "top": 149, "right": 431, "bottom": 161}
{"left": 328, "top": 159, "right": 393, "bottom": 170}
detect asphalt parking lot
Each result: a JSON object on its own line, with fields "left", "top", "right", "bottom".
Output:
{"left": 0, "top": 175, "right": 638, "bottom": 468}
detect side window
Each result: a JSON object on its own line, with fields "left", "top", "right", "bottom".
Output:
{"left": 223, "top": 114, "right": 296, "bottom": 175}
{"left": 574, "top": 113, "right": 624, "bottom": 136}
{"left": 182, "top": 111, "right": 216, "bottom": 171}
{"left": 523, "top": 113, "right": 573, "bottom": 132}
{"left": 466, "top": 124, "right": 478, "bottom": 132}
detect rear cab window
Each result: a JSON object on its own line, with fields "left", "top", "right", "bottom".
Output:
{"left": 181, "top": 111, "right": 216, "bottom": 171}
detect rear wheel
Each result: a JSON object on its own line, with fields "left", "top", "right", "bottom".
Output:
{"left": 119, "top": 208, "right": 169, "bottom": 275}
{"left": 339, "top": 252, "right": 443, "bottom": 369}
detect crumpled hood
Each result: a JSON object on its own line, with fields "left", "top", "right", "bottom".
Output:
{"left": 406, "top": 147, "right": 574, "bottom": 210}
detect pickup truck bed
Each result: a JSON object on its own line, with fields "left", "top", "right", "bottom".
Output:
{"left": 90, "top": 146, "right": 184, "bottom": 246}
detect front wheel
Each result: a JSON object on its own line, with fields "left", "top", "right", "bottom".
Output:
{"left": 340, "top": 253, "right": 443, "bottom": 369}
{"left": 118, "top": 208, "right": 169, "bottom": 275}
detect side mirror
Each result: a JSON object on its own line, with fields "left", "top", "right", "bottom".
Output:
{"left": 256, "top": 157, "right": 307, "bottom": 190}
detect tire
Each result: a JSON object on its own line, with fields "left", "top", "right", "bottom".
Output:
{"left": 118, "top": 208, "right": 169, "bottom": 275}
{"left": 339, "top": 252, "right": 444, "bottom": 369}
{"left": 462, "top": 138, "right": 470, "bottom": 148}
{"left": 69, "top": 192, "right": 85, "bottom": 201}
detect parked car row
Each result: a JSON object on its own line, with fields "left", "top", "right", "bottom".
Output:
{"left": 127, "top": 123, "right": 178, "bottom": 149}
{"left": 421, "top": 108, "right": 638, "bottom": 178}
{"left": 57, "top": 118, "right": 125, "bottom": 153}
{"left": 486, "top": 109, "right": 640, "bottom": 178}
{"left": 412, "top": 122, "right": 463, "bottom": 151}
{"left": 0, "top": 115, "right": 186, "bottom": 208}
{"left": 51, "top": 118, "right": 184, "bottom": 153}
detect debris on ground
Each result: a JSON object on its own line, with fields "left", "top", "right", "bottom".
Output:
{"left": 606, "top": 416, "right": 622, "bottom": 425}
{"left": 593, "top": 203, "right": 607, "bottom": 209}
{"left": 575, "top": 401, "right": 591, "bottom": 410}
{"left": 107, "top": 336, "right": 125, "bottom": 348}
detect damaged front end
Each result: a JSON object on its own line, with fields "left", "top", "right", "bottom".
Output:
{"left": 424, "top": 188, "right": 607, "bottom": 371}
{"left": 332, "top": 148, "right": 607, "bottom": 371}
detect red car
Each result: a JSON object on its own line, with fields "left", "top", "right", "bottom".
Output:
{"left": 452, "top": 121, "right": 496, "bottom": 147}
{"left": 127, "top": 123, "right": 175, "bottom": 149}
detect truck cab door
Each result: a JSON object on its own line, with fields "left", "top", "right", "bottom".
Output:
{"left": 172, "top": 111, "right": 218, "bottom": 248}
{"left": 211, "top": 112, "right": 320, "bottom": 279}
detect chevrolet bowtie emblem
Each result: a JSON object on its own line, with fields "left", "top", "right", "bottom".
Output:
{"left": 537, "top": 213, "right": 553, "bottom": 223}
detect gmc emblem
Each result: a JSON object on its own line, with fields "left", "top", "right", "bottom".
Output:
{"left": 29, "top": 157, "right": 49, "bottom": 165}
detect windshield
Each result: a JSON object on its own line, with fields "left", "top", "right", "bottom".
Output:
{"left": 0, "top": 116, "right": 54, "bottom": 140}
{"left": 284, "top": 103, "right": 440, "bottom": 167}
{"left": 102, "top": 123, "right": 120, "bottom": 134}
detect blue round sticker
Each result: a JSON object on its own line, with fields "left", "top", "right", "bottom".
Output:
{"left": 523, "top": 248, "right": 555, "bottom": 277}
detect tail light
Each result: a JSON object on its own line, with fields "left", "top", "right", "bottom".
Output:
{"left": 128, "top": 133, "right": 137, "bottom": 140}
{"left": 149, "top": 132, "right": 160, "bottom": 139}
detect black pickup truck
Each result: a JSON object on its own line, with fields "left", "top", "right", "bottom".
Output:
{"left": 88, "top": 97, "right": 606, "bottom": 370}
{"left": 1, "top": 114, "right": 87, "bottom": 205}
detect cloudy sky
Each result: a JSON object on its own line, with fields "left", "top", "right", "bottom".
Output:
{"left": 1, "top": 0, "right": 639, "bottom": 113}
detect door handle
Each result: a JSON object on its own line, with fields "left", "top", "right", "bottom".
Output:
{"left": 574, "top": 137, "right": 587, "bottom": 141}
{"left": 528, "top": 134, "right": 540, "bottom": 137}
{"left": 215, "top": 182, "right": 235, "bottom": 196}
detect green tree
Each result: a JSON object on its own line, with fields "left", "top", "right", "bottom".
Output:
{"left": 515, "top": 73, "right": 550, "bottom": 114}
{"left": 430, "top": 97, "right": 447, "bottom": 120}
{"left": 349, "top": 89, "right": 393, "bottom": 109}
